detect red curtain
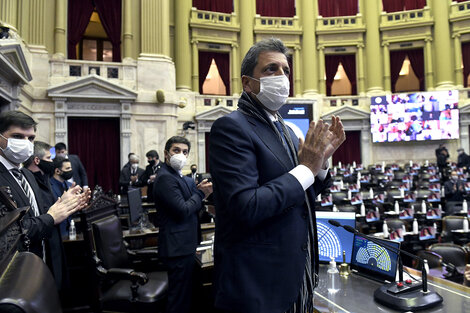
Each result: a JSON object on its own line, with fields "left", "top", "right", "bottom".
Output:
{"left": 318, "top": 0, "right": 358, "bottom": 17}
{"left": 67, "top": 117, "right": 121, "bottom": 194}
{"left": 340, "top": 54, "right": 357, "bottom": 95}
{"left": 94, "top": 0, "right": 122, "bottom": 62}
{"left": 462, "top": 42, "right": 470, "bottom": 87}
{"left": 256, "top": 0, "right": 295, "bottom": 17}
{"left": 390, "top": 50, "right": 407, "bottom": 93}
{"left": 193, "top": 0, "right": 233, "bottom": 13}
{"left": 407, "top": 48, "right": 425, "bottom": 91}
{"left": 333, "top": 131, "right": 361, "bottom": 166}
{"left": 198, "top": 51, "right": 231, "bottom": 95}
{"left": 67, "top": 0, "right": 94, "bottom": 60}
{"left": 325, "top": 54, "right": 357, "bottom": 96}
{"left": 325, "top": 55, "right": 341, "bottom": 96}
{"left": 382, "top": 0, "right": 426, "bottom": 12}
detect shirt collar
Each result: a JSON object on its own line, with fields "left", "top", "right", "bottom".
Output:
{"left": 0, "top": 155, "right": 18, "bottom": 171}
{"left": 264, "top": 109, "right": 278, "bottom": 122}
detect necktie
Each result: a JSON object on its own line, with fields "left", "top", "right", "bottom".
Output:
{"left": 10, "top": 168, "right": 46, "bottom": 261}
{"left": 274, "top": 121, "right": 295, "bottom": 165}
{"left": 10, "top": 168, "right": 40, "bottom": 216}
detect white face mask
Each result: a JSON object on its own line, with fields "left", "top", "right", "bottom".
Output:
{"left": 0, "top": 134, "right": 34, "bottom": 164}
{"left": 169, "top": 153, "right": 187, "bottom": 171}
{"left": 252, "top": 75, "right": 290, "bottom": 111}
{"left": 131, "top": 163, "right": 138, "bottom": 170}
{"left": 451, "top": 176, "right": 458, "bottom": 180}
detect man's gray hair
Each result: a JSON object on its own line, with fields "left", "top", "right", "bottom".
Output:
{"left": 241, "top": 38, "right": 288, "bottom": 78}
{"left": 129, "top": 154, "right": 139, "bottom": 162}
{"left": 24, "top": 141, "right": 50, "bottom": 168}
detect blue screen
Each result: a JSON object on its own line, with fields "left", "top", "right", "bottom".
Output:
{"left": 351, "top": 235, "right": 400, "bottom": 282}
{"left": 50, "top": 147, "right": 56, "bottom": 159}
{"left": 316, "top": 211, "right": 356, "bottom": 263}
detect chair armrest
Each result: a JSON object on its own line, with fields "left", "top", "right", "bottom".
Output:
{"left": 107, "top": 268, "right": 148, "bottom": 285}
{"left": 128, "top": 248, "right": 159, "bottom": 257}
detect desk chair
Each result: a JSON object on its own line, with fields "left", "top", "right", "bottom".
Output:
{"left": 385, "top": 218, "right": 408, "bottom": 232}
{"left": 337, "top": 205, "right": 357, "bottom": 213}
{"left": 81, "top": 192, "right": 168, "bottom": 313}
{"left": 332, "top": 191, "right": 348, "bottom": 204}
{"left": 441, "top": 216, "right": 468, "bottom": 238}
{"left": 415, "top": 250, "right": 443, "bottom": 269}
{"left": 416, "top": 189, "right": 432, "bottom": 199}
{"left": 428, "top": 243, "right": 468, "bottom": 268}
{"left": 444, "top": 202, "right": 463, "bottom": 215}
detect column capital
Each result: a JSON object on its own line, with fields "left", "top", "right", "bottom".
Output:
{"left": 317, "top": 44, "right": 325, "bottom": 50}
{"left": 191, "top": 39, "right": 199, "bottom": 45}
{"left": 357, "top": 43, "right": 365, "bottom": 49}
{"left": 381, "top": 41, "right": 390, "bottom": 47}
{"left": 452, "top": 32, "right": 461, "bottom": 39}
{"left": 231, "top": 43, "right": 239, "bottom": 48}
{"left": 424, "top": 36, "right": 433, "bottom": 43}
{"left": 294, "top": 45, "right": 301, "bottom": 51}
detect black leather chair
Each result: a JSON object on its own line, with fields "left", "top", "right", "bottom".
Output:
{"left": 428, "top": 243, "right": 468, "bottom": 268}
{"left": 92, "top": 214, "right": 168, "bottom": 312}
{"left": 445, "top": 202, "right": 463, "bottom": 215}
{"left": 415, "top": 250, "right": 442, "bottom": 269}
{"left": 337, "top": 204, "right": 357, "bottom": 213}
{"left": 385, "top": 218, "right": 408, "bottom": 232}
{"left": 416, "top": 189, "right": 432, "bottom": 199}
{"left": 441, "top": 216, "right": 467, "bottom": 239}
{"left": 332, "top": 191, "right": 348, "bottom": 204}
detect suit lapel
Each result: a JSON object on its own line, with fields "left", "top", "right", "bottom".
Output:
{"left": 164, "top": 164, "right": 192, "bottom": 198}
{"left": 245, "top": 115, "right": 295, "bottom": 170}
{"left": 0, "top": 162, "right": 30, "bottom": 208}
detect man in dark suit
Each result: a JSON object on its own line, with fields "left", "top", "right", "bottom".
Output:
{"left": 50, "top": 156, "right": 74, "bottom": 236}
{"left": 54, "top": 142, "right": 88, "bottom": 189}
{"left": 154, "top": 136, "right": 212, "bottom": 313}
{"left": 209, "top": 38, "right": 345, "bottom": 313}
{"left": 24, "top": 141, "right": 69, "bottom": 290}
{"left": 140, "top": 149, "right": 162, "bottom": 202}
{"left": 457, "top": 148, "right": 470, "bottom": 170}
{"left": 0, "top": 111, "right": 88, "bottom": 263}
{"left": 121, "top": 152, "right": 135, "bottom": 172}
{"left": 186, "top": 163, "right": 200, "bottom": 182}
{"left": 118, "top": 154, "right": 144, "bottom": 195}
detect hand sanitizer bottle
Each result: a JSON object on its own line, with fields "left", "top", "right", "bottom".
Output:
{"left": 69, "top": 219, "right": 76, "bottom": 240}
{"left": 463, "top": 200, "right": 468, "bottom": 213}
{"left": 413, "top": 218, "right": 419, "bottom": 235}
{"left": 327, "top": 257, "right": 340, "bottom": 293}
{"left": 360, "top": 203, "right": 366, "bottom": 216}
{"left": 383, "top": 221, "right": 389, "bottom": 238}
{"left": 369, "top": 188, "right": 374, "bottom": 199}
{"left": 463, "top": 217, "right": 469, "bottom": 232}
{"left": 333, "top": 204, "right": 338, "bottom": 212}
{"left": 395, "top": 201, "right": 400, "bottom": 213}
{"left": 421, "top": 200, "right": 426, "bottom": 214}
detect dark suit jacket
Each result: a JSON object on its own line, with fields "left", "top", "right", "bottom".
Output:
{"left": 68, "top": 154, "right": 88, "bottom": 187}
{"left": 209, "top": 106, "right": 330, "bottom": 313}
{"left": 139, "top": 162, "right": 162, "bottom": 202}
{"left": 0, "top": 162, "right": 55, "bottom": 258}
{"left": 29, "top": 170, "right": 68, "bottom": 290}
{"left": 185, "top": 172, "right": 201, "bottom": 183}
{"left": 118, "top": 166, "right": 144, "bottom": 195}
{"left": 50, "top": 177, "right": 72, "bottom": 199}
{"left": 154, "top": 163, "right": 204, "bottom": 258}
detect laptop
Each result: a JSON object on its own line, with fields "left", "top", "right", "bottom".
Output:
{"left": 350, "top": 234, "right": 400, "bottom": 283}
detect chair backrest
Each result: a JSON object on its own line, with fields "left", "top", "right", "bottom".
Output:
{"left": 442, "top": 216, "right": 467, "bottom": 232}
{"left": 337, "top": 205, "right": 357, "bottom": 213}
{"left": 416, "top": 189, "right": 432, "bottom": 198}
{"left": 416, "top": 250, "right": 442, "bottom": 269}
{"left": 92, "top": 215, "right": 129, "bottom": 269}
{"left": 385, "top": 218, "right": 406, "bottom": 231}
{"left": 0, "top": 252, "right": 62, "bottom": 313}
{"left": 428, "top": 243, "right": 468, "bottom": 267}
{"left": 332, "top": 192, "right": 347, "bottom": 204}
{"left": 445, "top": 202, "right": 463, "bottom": 215}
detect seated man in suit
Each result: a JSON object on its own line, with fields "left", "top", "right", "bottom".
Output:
{"left": 119, "top": 154, "right": 144, "bottom": 195}
{"left": 54, "top": 142, "right": 88, "bottom": 190}
{"left": 24, "top": 141, "right": 69, "bottom": 290}
{"left": 444, "top": 170, "right": 465, "bottom": 202}
{"left": 50, "top": 156, "right": 74, "bottom": 236}
{"left": 139, "top": 149, "right": 161, "bottom": 202}
{"left": 209, "top": 38, "right": 344, "bottom": 313}
{"left": 154, "top": 136, "right": 212, "bottom": 313}
{"left": 0, "top": 111, "right": 89, "bottom": 262}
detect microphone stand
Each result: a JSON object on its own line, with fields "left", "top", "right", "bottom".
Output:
{"left": 329, "top": 220, "right": 443, "bottom": 311}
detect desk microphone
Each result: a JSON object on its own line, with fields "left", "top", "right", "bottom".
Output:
{"left": 328, "top": 219, "right": 443, "bottom": 311}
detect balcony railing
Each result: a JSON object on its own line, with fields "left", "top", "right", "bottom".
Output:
{"left": 316, "top": 14, "right": 365, "bottom": 33}
{"left": 189, "top": 8, "right": 239, "bottom": 30}
{"left": 323, "top": 95, "right": 363, "bottom": 108}
{"left": 195, "top": 94, "right": 239, "bottom": 108}
{"left": 49, "top": 59, "right": 137, "bottom": 88}
{"left": 380, "top": 6, "right": 432, "bottom": 29}
{"left": 254, "top": 15, "right": 301, "bottom": 34}
{"left": 450, "top": 0, "right": 470, "bottom": 21}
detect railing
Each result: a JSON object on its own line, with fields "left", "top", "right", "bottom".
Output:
{"left": 316, "top": 14, "right": 365, "bottom": 33}
{"left": 254, "top": 15, "right": 301, "bottom": 33}
{"left": 195, "top": 94, "right": 239, "bottom": 108}
{"left": 323, "top": 95, "right": 364, "bottom": 108}
{"left": 380, "top": 7, "right": 432, "bottom": 29}
{"left": 450, "top": 0, "right": 470, "bottom": 20}
{"left": 189, "top": 8, "right": 238, "bottom": 29}
{"left": 49, "top": 59, "right": 137, "bottom": 88}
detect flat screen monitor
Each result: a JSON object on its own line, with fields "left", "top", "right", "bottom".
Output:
{"left": 316, "top": 211, "right": 356, "bottom": 264}
{"left": 351, "top": 235, "right": 400, "bottom": 283}
{"left": 370, "top": 90, "right": 459, "bottom": 143}
{"left": 278, "top": 103, "right": 313, "bottom": 140}
{"left": 127, "top": 188, "right": 143, "bottom": 227}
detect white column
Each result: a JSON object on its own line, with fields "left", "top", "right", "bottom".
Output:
{"left": 120, "top": 101, "right": 132, "bottom": 167}
{"left": 53, "top": 97, "right": 67, "bottom": 145}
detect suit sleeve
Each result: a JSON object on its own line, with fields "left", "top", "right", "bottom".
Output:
{"left": 209, "top": 116, "right": 306, "bottom": 230}
{"left": 154, "top": 173, "right": 204, "bottom": 221}
{"left": 21, "top": 213, "right": 55, "bottom": 241}
{"left": 119, "top": 168, "right": 130, "bottom": 186}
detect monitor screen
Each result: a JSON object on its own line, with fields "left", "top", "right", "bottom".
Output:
{"left": 278, "top": 103, "right": 313, "bottom": 140}
{"left": 50, "top": 147, "right": 56, "bottom": 159}
{"left": 316, "top": 211, "right": 356, "bottom": 263}
{"left": 351, "top": 235, "right": 400, "bottom": 283}
{"left": 370, "top": 90, "right": 459, "bottom": 143}
{"left": 127, "top": 188, "right": 143, "bottom": 227}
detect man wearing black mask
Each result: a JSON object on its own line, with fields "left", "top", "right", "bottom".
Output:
{"left": 186, "top": 164, "right": 199, "bottom": 182}
{"left": 24, "top": 141, "right": 69, "bottom": 290}
{"left": 140, "top": 149, "right": 161, "bottom": 202}
{"left": 50, "top": 156, "right": 74, "bottom": 236}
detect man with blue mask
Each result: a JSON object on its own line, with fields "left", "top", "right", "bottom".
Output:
{"left": 0, "top": 111, "right": 89, "bottom": 263}
{"left": 153, "top": 136, "right": 212, "bottom": 313}
{"left": 209, "top": 38, "right": 346, "bottom": 313}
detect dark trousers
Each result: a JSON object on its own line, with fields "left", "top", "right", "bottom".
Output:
{"left": 164, "top": 253, "right": 196, "bottom": 313}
